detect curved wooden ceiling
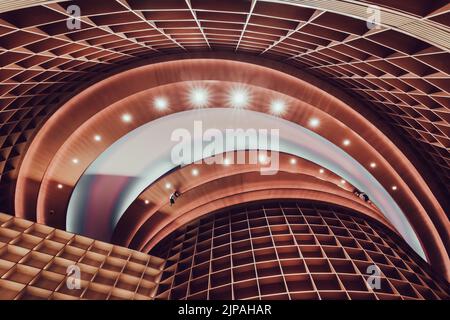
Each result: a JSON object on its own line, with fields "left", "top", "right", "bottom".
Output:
{"left": 11, "top": 58, "right": 449, "bottom": 281}
{"left": 109, "top": 153, "right": 392, "bottom": 252}
{"left": 0, "top": 0, "right": 448, "bottom": 213}
{"left": 0, "top": 0, "right": 448, "bottom": 279}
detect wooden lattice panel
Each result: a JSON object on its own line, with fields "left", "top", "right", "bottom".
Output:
{"left": 0, "top": 212, "right": 165, "bottom": 300}
{"left": 152, "top": 200, "right": 449, "bottom": 300}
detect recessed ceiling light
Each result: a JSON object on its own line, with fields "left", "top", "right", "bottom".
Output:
{"left": 343, "top": 139, "right": 351, "bottom": 146}
{"left": 392, "top": 185, "right": 397, "bottom": 191}
{"left": 258, "top": 154, "right": 269, "bottom": 164}
{"left": 319, "top": 168, "right": 325, "bottom": 174}
{"left": 308, "top": 118, "right": 320, "bottom": 128}
{"left": 57, "top": 184, "right": 63, "bottom": 189}
{"left": 94, "top": 135, "right": 102, "bottom": 142}
{"left": 189, "top": 87, "right": 209, "bottom": 108}
{"left": 154, "top": 96, "right": 168, "bottom": 110}
{"left": 340, "top": 179, "right": 346, "bottom": 184}
{"left": 72, "top": 158, "right": 79, "bottom": 164}
{"left": 144, "top": 199, "right": 150, "bottom": 205}
{"left": 122, "top": 113, "right": 132, "bottom": 123}
{"left": 370, "top": 162, "right": 376, "bottom": 168}
{"left": 228, "top": 87, "right": 249, "bottom": 109}
{"left": 165, "top": 182, "right": 172, "bottom": 189}
{"left": 290, "top": 158, "right": 297, "bottom": 165}
{"left": 270, "top": 99, "right": 286, "bottom": 115}
{"left": 191, "top": 168, "right": 199, "bottom": 176}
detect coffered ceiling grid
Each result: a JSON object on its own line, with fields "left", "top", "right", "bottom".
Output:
{"left": 0, "top": 0, "right": 449, "bottom": 211}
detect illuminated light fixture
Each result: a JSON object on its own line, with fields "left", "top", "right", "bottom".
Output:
{"left": 319, "top": 168, "right": 325, "bottom": 174}
{"left": 72, "top": 158, "right": 79, "bottom": 164}
{"left": 258, "top": 154, "right": 268, "bottom": 164}
{"left": 191, "top": 168, "right": 199, "bottom": 176}
{"left": 165, "top": 182, "right": 172, "bottom": 189}
{"left": 223, "top": 158, "right": 231, "bottom": 166}
{"left": 189, "top": 86, "right": 209, "bottom": 108}
{"left": 290, "top": 158, "right": 297, "bottom": 165}
{"left": 154, "top": 96, "right": 168, "bottom": 110}
{"left": 94, "top": 135, "right": 102, "bottom": 142}
{"left": 57, "top": 184, "right": 63, "bottom": 189}
{"left": 340, "top": 179, "right": 346, "bottom": 184}
{"left": 228, "top": 87, "right": 250, "bottom": 109}
{"left": 144, "top": 199, "right": 150, "bottom": 205}
{"left": 308, "top": 118, "right": 320, "bottom": 128}
{"left": 270, "top": 99, "right": 286, "bottom": 116}
{"left": 370, "top": 162, "right": 377, "bottom": 168}
{"left": 121, "top": 113, "right": 132, "bottom": 123}
{"left": 392, "top": 185, "right": 398, "bottom": 191}
{"left": 343, "top": 139, "right": 351, "bottom": 146}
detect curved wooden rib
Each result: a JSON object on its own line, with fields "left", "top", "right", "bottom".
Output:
{"left": 113, "top": 153, "right": 388, "bottom": 248}
{"left": 140, "top": 187, "right": 392, "bottom": 252}
{"left": 131, "top": 174, "right": 390, "bottom": 252}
